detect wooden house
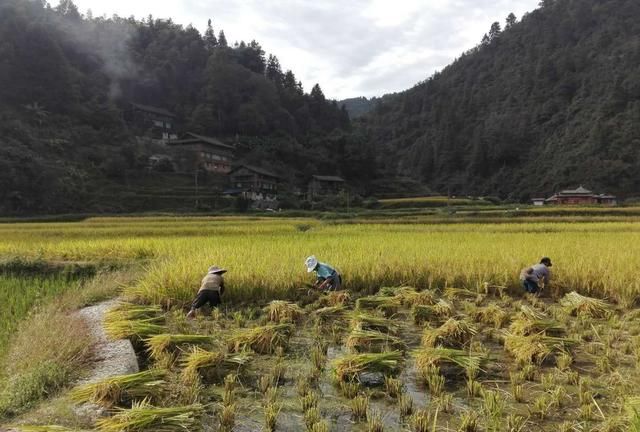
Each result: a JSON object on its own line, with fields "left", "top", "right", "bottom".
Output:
{"left": 166, "top": 133, "right": 234, "bottom": 174}
{"left": 227, "top": 165, "right": 280, "bottom": 201}
{"left": 308, "top": 175, "right": 345, "bottom": 199}
{"left": 125, "top": 103, "right": 177, "bottom": 140}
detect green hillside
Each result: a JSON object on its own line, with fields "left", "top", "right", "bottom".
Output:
{"left": 359, "top": 0, "right": 640, "bottom": 201}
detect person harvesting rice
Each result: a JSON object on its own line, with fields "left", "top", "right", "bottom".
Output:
{"left": 305, "top": 255, "right": 342, "bottom": 291}
{"left": 186, "top": 266, "right": 226, "bottom": 319}
{"left": 520, "top": 257, "right": 552, "bottom": 294}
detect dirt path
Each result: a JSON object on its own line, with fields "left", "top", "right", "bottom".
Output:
{"left": 73, "top": 299, "right": 139, "bottom": 418}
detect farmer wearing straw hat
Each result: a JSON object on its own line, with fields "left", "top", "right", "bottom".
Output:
{"left": 519, "top": 257, "right": 552, "bottom": 294}
{"left": 305, "top": 255, "right": 342, "bottom": 291}
{"left": 186, "top": 266, "right": 227, "bottom": 319}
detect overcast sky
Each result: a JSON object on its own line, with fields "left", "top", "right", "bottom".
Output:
{"left": 72, "top": 0, "right": 541, "bottom": 100}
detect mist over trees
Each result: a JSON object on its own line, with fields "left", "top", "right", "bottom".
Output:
{"left": 0, "top": 0, "right": 362, "bottom": 213}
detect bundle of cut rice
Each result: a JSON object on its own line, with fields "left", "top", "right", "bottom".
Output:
{"left": 145, "top": 334, "right": 216, "bottom": 360}
{"left": 180, "top": 346, "right": 252, "bottom": 381}
{"left": 227, "top": 324, "right": 294, "bottom": 354}
{"left": 104, "top": 318, "right": 166, "bottom": 341}
{"left": 560, "top": 291, "right": 612, "bottom": 318}
{"left": 345, "top": 329, "right": 406, "bottom": 352}
{"left": 508, "top": 317, "right": 564, "bottom": 337}
{"left": 355, "top": 296, "right": 401, "bottom": 317}
{"left": 69, "top": 369, "right": 167, "bottom": 407}
{"left": 350, "top": 313, "right": 400, "bottom": 335}
{"left": 393, "top": 287, "right": 437, "bottom": 307}
{"left": 421, "top": 318, "right": 477, "bottom": 348}
{"left": 313, "top": 305, "right": 348, "bottom": 323}
{"left": 443, "top": 287, "right": 478, "bottom": 300}
{"left": 332, "top": 351, "right": 403, "bottom": 382}
{"left": 413, "top": 347, "right": 483, "bottom": 371}
{"left": 411, "top": 300, "right": 453, "bottom": 324}
{"left": 263, "top": 300, "right": 304, "bottom": 323}
{"left": 470, "top": 304, "right": 509, "bottom": 328}
{"left": 95, "top": 398, "right": 204, "bottom": 431}
{"left": 503, "top": 332, "right": 577, "bottom": 365}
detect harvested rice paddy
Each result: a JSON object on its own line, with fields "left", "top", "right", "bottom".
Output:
{"left": 2, "top": 216, "right": 640, "bottom": 430}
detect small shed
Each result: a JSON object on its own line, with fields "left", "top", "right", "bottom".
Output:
{"left": 531, "top": 198, "right": 545, "bottom": 206}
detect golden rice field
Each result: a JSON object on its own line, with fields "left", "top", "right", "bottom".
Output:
{"left": 1, "top": 217, "right": 640, "bottom": 306}
{"left": 3, "top": 216, "right": 640, "bottom": 431}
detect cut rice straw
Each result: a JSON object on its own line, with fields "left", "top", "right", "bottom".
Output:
{"left": 69, "top": 369, "right": 167, "bottom": 408}
{"left": 560, "top": 291, "right": 612, "bottom": 318}
{"left": 332, "top": 351, "right": 403, "bottom": 382}
{"left": 95, "top": 398, "right": 204, "bottom": 432}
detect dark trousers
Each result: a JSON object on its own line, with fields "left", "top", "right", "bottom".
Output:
{"left": 191, "top": 290, "right": 221, "bottom": 309}
{"left": 522, "top": 279, "right": 539, "bottom": 294}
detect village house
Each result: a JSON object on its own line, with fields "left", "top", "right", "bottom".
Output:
{"left": 308, "top": 175, "right": 345, "bottom": 199}
{"left": 124, "top": 102, "right": 177, "bottom": 141}
{"left": 166, "top": 133, "right": 234, "bottom": 174}
{"left": 226, "top": 165, "right": 280, "bottom": 202}
{"left": 534, "top": 186, "right": 617, "bottom": 206}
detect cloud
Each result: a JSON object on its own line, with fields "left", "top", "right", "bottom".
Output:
{"left": 73, "top": 0, "right": 541, "bottom": 99}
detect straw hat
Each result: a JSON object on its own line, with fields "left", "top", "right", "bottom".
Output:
{"left": 305, "top": 255, "right": 318, "bottom": 273}
{"left": 208, "top": 265, "right": 227, "bottom": 274}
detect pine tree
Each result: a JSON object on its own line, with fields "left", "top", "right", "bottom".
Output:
{"left": 489, "top": 22, "right": 502, "bottom": 41}
{"left": 265, "top": 54, "right": 283, "bottom": 85}
{"left": 218, "top": 30, "right": 228, "bottom": 47}
{"left": 505, "top": 13, "right": 517, "bottom": 29}
{"left": 310, "top": 84, "right": 325, "bottom": 102}
{"left": 204, "top": 19, "right": 217, "bottom": 51}
{"left": 55, "top": 0, "right": 81, "bottom": 20}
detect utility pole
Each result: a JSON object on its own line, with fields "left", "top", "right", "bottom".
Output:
{"left": 194, "top": 165, "right": 199, "bottom": 209}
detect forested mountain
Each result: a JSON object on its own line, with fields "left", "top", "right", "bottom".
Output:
{"left": 0, "top": 0, "right": 371, "bottom": 214}
{"left": 1, "top": 0, "right": 639, "bottom": 214}
{"left": 359, "top": 0, "right": 640, "bottom": 200}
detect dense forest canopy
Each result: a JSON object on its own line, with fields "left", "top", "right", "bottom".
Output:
{"left": 0, "top": 0, "right": 369, "bottom": 213}
{"left": 359, "top": 0, "right": 640, "bottom": 201}
{"left": 0, "top": 0, "right": 639, "bottom": 214}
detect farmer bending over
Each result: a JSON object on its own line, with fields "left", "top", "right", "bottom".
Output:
{"left": 519, "top": 257, "right": 552, "bottom": 294}
{"left": 186, "top": 266, "right": 226, "bottom": 319}
{"left": 305, "top": 255, "right": 342, "bottom": 291}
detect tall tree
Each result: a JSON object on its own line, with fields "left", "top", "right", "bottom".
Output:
{"left": 204, "top": 19, "right": 218, "bottom": 50}
{"left": 218, "top": 29, "right": 228, "bottom": 47}
{"left": 505, "top": 13, "right": 517, "bottom": 29}
{"left": 489, "top": 22, "right": 502, "bottom": 41}
{"left": 265, "top": 54, "right": 283, "bottom": 85}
